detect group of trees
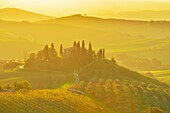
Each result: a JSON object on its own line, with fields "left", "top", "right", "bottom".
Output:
{"left": 2, "top": 61, "right": 23, "bottom": 71}
{"left": 24, "top": 40, "right": 106, "bottom": 71}
{"left": 0, "top": 81, "right": 32, "bottom": 92}
{"left": 74, "top": 79, "right": 170, "bottom": 113}
{"left": 141, "top": 107, "right": 164, "bottom": 113}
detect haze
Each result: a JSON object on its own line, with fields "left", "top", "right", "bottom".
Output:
{"left": 1, "top": 0, "right": 170, "bottom": 17}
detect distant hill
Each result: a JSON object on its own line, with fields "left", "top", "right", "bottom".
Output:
{"left": 36, "top": 14, "right": 170, "bottom": 39}
{"left": 114, "top": 10, "right": 170, "bottom": 21}
{"left": 0, "top": 8, "right": 54, "bottom": 21}
{"left": 0, "top": 31, "right": 40, "bottom": 59}
{"left": 0, "top": 12, "right": 170, "bottom": 64}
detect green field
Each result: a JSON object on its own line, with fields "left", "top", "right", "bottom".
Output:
{"left": 0, "top": 70, "right": 74, "bottom": 89}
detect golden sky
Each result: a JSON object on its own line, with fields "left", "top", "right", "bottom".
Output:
{"left": 1, "top": 0, "right": 170, "bottom": 17}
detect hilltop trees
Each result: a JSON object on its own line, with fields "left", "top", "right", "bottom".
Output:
{"left": 24, "top": 41, "right": 107, "bottom": 71}
{"left": 2, "top": 61, "right": 22, "bottom": 71}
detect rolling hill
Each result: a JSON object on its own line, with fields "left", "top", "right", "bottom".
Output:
{"left": 0, "top": 59, "right": 169, "bottom": 89}
{"left": 80, "top": 59, "right": 169, "bottom": 88}
{"left": 0, "top": 70, "right": 74, "bottom": 89}
{"left": 77, "top": 60, "right": 170, "bottom": 113}
{"left": 36, "top": 14, "right": 170, "bottom": 39}
{"left": 0, "top": 59, "right": 169, "bottom": 113}
{"left": 0, "top": 31, "right": 40, "bottom": 59}
{"left": 0, "top": 89, "right": 107, "bottom": 113}
{"left": 0, "top": 10, "right": 170, "bottom": 65}
{"left": 0, "top": 16, "right": 170, "bottom": 63}
{"left": 0, "top": 8, "right": 54, "bottom": 22}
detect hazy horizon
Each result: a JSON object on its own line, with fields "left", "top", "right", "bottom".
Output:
{"left": 1, "top": 0, "right": 170, "bottom": 18}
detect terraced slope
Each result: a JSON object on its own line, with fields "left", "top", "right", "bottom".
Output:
{"left": 0, "top": 89, "right": 107, "bottom": 113}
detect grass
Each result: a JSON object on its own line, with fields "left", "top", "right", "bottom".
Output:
{"left": 0, "top": 69, "right": 74, "bottom": 89}
{"left": 0, "top": 89, "right": 107, "bottom": 113}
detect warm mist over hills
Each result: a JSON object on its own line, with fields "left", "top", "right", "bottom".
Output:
{"left": 0, "top": 8, "right": 170, "bottom": 68}
{"left": 0, "top": 8, "right": 54, "bottom": 21}
{"left": 0, "top": 4, "right": 170, "bottom": 113}
{"left": 114, "top": 10, "right": 170, "bottom": 21}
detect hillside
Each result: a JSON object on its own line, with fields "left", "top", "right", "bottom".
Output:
{"left": 0, "top": 17, "right": 170, "bottom": 64}
{"left": 76, "top": 60, "right": 170, "bottom": 113}
{"left": 0, "top": 70, "right": 74, "bottom": 89}
{"left": 0, "top": 31, "right": 40, "bottom": 59}
{"left": 0, "top": 11, "right": 170, "bottom": 66}
{"left": 36, "top": 14, "right": 170, "bottom": 39}
{"left": 0, "top": 89, "right": 107, "bottom": 113}
{"left": 80, "top": 59, "right": 169, "bottom": 88}
{"left": 0, "top": 8, "right": 54, "bottom": 22}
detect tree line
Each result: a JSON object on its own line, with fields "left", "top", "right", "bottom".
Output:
{"left": 0, "top": 81, "right": 32, "bottom": 92}
{"left": 24, "top": 40, "right": 106, "bottom": 71}
{"left": 73, "top": 79, "right": 170, "bottom": 113}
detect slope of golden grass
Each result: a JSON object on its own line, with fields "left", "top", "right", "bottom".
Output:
{"left": 0, "top": 89, "right": 107, "bottom": 113}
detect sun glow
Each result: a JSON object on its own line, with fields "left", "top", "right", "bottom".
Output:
{"left": 1, "top": 0, "right": 170, "bottom": 17}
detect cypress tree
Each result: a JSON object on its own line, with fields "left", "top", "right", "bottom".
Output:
{"left": 73, "top": 41, "right": 76, "bottom": 47}
{"left": 88, "top": 42, "right": 93, "bottom": 63}
{"left": 88, "top": 42, "right": 92, "bottom": 53}
{"left": 49, "top": 43, "right": 57, "bottom": 59}
{"left": 43, "top": 45, "right": 49, "bottom": 61}
{"left": 51, "top": 43, "right": 54, "bottom": 48}
{"left": 77, "top": 41, "right": 80, "bottom": 48}
{"left": 60, "top": 44, "right": 63, "bottom": 56}
{"left": 97, "top": 49, "right": 103, "bottom": 60}
{"left": 82, "top": 40, "right": 85, "bottom": 49}
{"left": 103, "top": 48, "right": 105, "bottom": 59}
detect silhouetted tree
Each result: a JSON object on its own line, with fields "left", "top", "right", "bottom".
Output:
{"left": 49, "top": 43, "right": 57, "bottom": 59}
{"left": 60, "top": 44, "right": 63, "bottom": 56}
{"left": 88, "top": 42, "right": 92, "bottom": 52}
{"left": 43, "top": 45, "right": 49, "bottom": 61}
{"left": 37, "top": 51, "right": 43, "bottom": 60}
{"left": 51, "top": 43, "right": 54, "bottom": 48}
{"left": 82, "top": 40, "right": 85, "bottom": 49}
{"left": 97, "top": 49, "right": 103, "bottom": 60}
{"left": 73, "top": 41, "right": 76, "bottom": 47}
{"left": 88, "top": 42, "right": 93, "bottom": 63}
{"left": 111, "top": 57, "right": 116, "bottom": 64}
{"left": 77, "top": 41, "right": 80, "bottom": 48}
{"left": 103, "top": 48, "right": 105, "bottom": 59}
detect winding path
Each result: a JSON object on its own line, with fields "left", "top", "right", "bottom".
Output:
{"left": 67, "top": 70, "right": 85, "bottom": 95}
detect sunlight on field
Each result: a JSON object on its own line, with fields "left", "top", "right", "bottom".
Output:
{"left": 0, "top": 70, "right": 74, "bottom": 89}
{"left": 140, "top": 70, "right": 170, "bottom": 84}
